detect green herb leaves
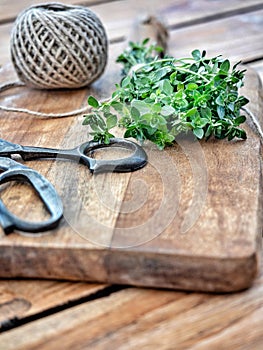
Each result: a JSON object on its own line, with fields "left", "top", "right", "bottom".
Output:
{"left": 83, "top": 41, "right": 249, "bottom": 149}
{"left": 83, "top": 96, "right": 117, "bottom": 144}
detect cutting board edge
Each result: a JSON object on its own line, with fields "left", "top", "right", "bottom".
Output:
{"left": 0, "top": 243, "right": 259, "bottom": 292}
{"left": 106, "top": 247, "right": 260, "bottom": 293}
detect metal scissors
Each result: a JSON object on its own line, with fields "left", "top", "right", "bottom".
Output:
{"left": 0, "top": 138, "right": 147, "bottom": 234}
{"left": 0, "top": 157, "right": 63, "bottom": 234}
{"left": 0, "top": 138, "right": 147, "bottom": 173}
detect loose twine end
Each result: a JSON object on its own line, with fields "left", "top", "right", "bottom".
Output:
{"left": 0, "top": 81, "right": 90, "bottom": 118}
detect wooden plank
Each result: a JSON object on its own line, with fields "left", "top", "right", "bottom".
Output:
{"left": 0, "top": 42, "right": 125, "bottom": 278}
{"left": 109, "top": 66, "right": 263, "bottom": 292}
{"left": 1, "top": 5, "right": 262, "bottom": 67}
{"left": 249, "top": 60, "right": 263, "bottom": 84}
{"left": 1, "top": 0, "right": 262, "bottom": 25}
{"left": 93, "top": 0, "right": 263, "bottom": 40}
{"left": 168, "top": 9, "right": 263, "bottom": 63}
{"left": 0, "top": 0, "right": 112, "bottom": 23}
{"left": 0, "top": 23, "right": 12, "bottom": 65}
{"left": 0, "top": 280, "right": 107, "bottom": 328}
{"left": 1, "top": 248, "right": 262, "bottom": 349}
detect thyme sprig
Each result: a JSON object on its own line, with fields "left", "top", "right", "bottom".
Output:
{"left": 83, "top": 39, "right": 249, "bottom": 149}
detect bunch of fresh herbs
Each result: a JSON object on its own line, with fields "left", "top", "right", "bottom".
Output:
{"left": 83, "top": 39, "right": 249, "bottom": 149}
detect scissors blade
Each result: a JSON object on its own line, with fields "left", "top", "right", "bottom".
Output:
{"left": 0, "top": 139, "right": 22, "bottom": 156}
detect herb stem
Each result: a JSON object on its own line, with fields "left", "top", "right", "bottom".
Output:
{"left": 175, "top": 67, "right": 211, "bottom": 83}
{"left": 132, "top": 58, "right": 211, "bottom": 83}
{"left": 133, "top": 57, "right": 195, "bottom": 71}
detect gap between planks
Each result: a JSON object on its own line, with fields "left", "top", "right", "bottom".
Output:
{"left": 167, "top": 1, "right": 263, "bottom": 30}
{"left": 0, "top": 0, "right": 122, "bottom": 25}
{"left": 0, "top": 254, "right": 262, "bottom": 350}
{"left": 0, "top": 284, "right": 126, "bottom": 333}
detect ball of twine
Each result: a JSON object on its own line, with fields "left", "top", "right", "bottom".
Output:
{"left": 10, "top": 2, "right": 108, "bottom": 89}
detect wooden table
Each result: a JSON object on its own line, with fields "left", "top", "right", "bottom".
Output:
{"left": 0, "top": 0, "right": 263, "bottom": 348}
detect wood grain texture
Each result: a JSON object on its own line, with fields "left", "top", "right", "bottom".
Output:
{"left": 1, "top": 2, "right": 263, "bottom": 66}
{"left": 249, "top": 60, "right": 263, "bottom": 84}
{"left": 1, "top": 250, "right": 263, "bottom": 350}
{"left": 0, "top": 280, "right": 107, "bottom": 328}
{"left": 0, "top": 1, "right": 263, "bottom": 348}
{"left": 93, "top": 0, "right": 263, "bottom": 42}
{"left": 0, "top": 0, "right": 112, "bottom": 23}
{"left": 0, "top": 54, "right": 262, "bottom": 292}
{"left": 1, "top": 0, "right": 262, "bottom": 25}
{"left": 0, "top": 1, "right": 262, "bottom": 292}
{"left": 168, "top": 9, "right": 263, "bottom": 63}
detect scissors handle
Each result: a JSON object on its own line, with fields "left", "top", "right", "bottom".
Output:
{"left": 78, "top": 138, "right": 147, "bottom": 173}
{"left": 0, "top": 158, "right": 63, "bottom": 234}
{"left": 0, "top": 138, "right": 147, "bottom": 173}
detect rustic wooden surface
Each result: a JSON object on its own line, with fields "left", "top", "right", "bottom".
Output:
{"left": 0, "top": 0, "right": 263, "bottom": 348}
{"left": 0, "top": 41, "right": 262, "bottom": 291}
{"left": 1, "top": 256, "right": 263, "bottom": 350}
{"left": 0, "top": 2, "right": 262, "bottom": 293}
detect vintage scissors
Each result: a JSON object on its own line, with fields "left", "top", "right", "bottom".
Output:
{"left": 0, "top": 157, "right": 63, "bottom": 234}
{"left": 0, "top": 138, "right": 147, "bottom": 173}
{"left": 0, "top": 138, "right": 147, "bottom": 234}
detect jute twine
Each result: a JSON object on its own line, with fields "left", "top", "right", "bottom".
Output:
{"left": 0, "top": 2, "right": 108, "bottom": 117}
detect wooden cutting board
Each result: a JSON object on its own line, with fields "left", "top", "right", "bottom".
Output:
{"left": 0, "top": 47, "right": 262, "bottom": 292}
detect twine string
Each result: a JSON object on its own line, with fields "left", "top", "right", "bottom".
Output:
{"left": 0, "top": 81, "right": 90, "bottom": 117}
{"left": 10, "top": 3, "right": 108, "bottom": 89}
{"left": 0, "top": 3, "right": 108, "bottom": 118}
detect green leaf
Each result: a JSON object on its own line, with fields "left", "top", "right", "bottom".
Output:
{"left": 106, "top": 114, "right": 117, "bottom": 129}
{"left": 237, "top": 96, "right": 249, "bottom": 107}
{"left": 161, "top": 105, "right": 175, "bottom": 117}
{"left": 88, "top": 96, "right": 99, "bottom": 108}
{"left": 200, "top": 107, "right": 212, "bottom": 119}
{"left": 239, "top": 129, "right": 247, "bottom": 139}
{"left": 121, "top": 76, "right": 131, "bottom": 87}
{"left": 205, "top": 125, "right": 213, "bottom": 138}
{"left": 234, "top": 115, "right": 246, "bottom": 125}
{"left": 227, "top": 102, "right": 235, "bottom": 112}
{"left": 185, "top": 107, "right": 198, "bottom": 119}
{"left": 142, "top": 38, "right": 150, "bottom": 45}
{"left": 220, "top": 59, "right": 230, "bottom": 73}
{"left": 152, "top": 67, "right": 171, "bottom": 81}
{"left": 199, "top": 118, "right": 209, "bottom": 128}
{"left": 228, "top": 131, "right": 236, "bottom": 141}
{"left": 192, "top": 49, "right": 201, "bottom": 61}
{"left": 215, "top": 94, "right": 224, "bottom": 106}
{"left": 186, "top": 83, "right": 198, "bottom": 91}
{"left": 111, "top": 101, "right": 123, "bottom": 113}
{"left": 193, "top": 128, "right": 204, "bottom": 139}
{"left": 177, "top": 82, "right": 184, "bottom": 91}
{"left": 140, "top": 113, "right": 153, "bottom": 124}
{"left": 152, "top": 103, "right": 162, "bottom": 113}
{"left": 217, "top": 105, "right": 225, "bottom": 119}
{"left": 131, "top": 100, "right": 150, "bottom": 115}
{"left": 90, "top": 122, "right": 101, "bottom": 132}
{"left": 131, "top": 106, "right": 140, "bottom": 121}
{"left": 82, "top": 114, "right": 93, "bottom": 125}
{"left": 159, "top": 79, "right": 173, "bottom": 95}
